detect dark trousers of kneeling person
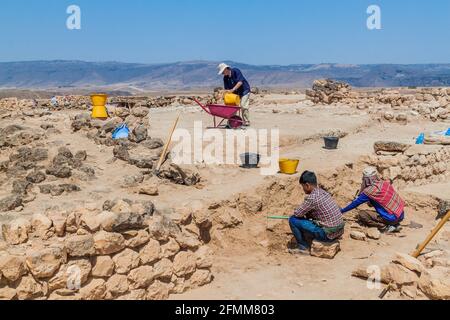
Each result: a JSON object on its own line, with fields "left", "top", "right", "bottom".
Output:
{"left": 289, "top": 216, "right": 334, "bottom": 250}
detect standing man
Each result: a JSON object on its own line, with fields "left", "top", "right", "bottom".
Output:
{"left": 217, "top": 63, "right": 251, "bottom": 126}
{"left": 289, "top": 171, "right": 345, "bottom": 255}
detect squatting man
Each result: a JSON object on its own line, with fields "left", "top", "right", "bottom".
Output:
{"left": 288, "top": 168, "right": 406, "bottom": 255}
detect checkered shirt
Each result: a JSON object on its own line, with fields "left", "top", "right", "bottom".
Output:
{"left": 294, "top": 188, "right": 344, "bottom": 239}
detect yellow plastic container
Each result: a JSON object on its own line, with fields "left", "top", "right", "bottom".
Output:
{"left": 90, "top": 94, "right": 108, "bottom": 107}
{"left": 279, "top": 159, "right": 300, "bottom": 175}
{"left": 224, "top": 93, "right": 241, "bottom": 106}
{"left": 92, "top": 105, "right": 108, "bottom": 119}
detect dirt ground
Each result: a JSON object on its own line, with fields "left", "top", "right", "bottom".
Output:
{"left": 1, "top": 92, "right": 449, "bottom": 300}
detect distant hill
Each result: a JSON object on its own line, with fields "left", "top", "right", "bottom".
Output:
{"left": 1, "top": 60, "right": 450, "bottom": 90}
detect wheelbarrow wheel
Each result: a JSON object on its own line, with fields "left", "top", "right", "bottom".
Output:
{"left": 228, "top": 115, "right": 243, "bottom": 129}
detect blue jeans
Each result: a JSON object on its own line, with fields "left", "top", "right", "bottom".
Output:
{"left": 289, "top": 217, "right": 331, "bottom": 249}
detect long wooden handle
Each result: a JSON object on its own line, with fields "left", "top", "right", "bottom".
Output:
{"left": 411, "top": 210, "right": 450, "bottom": 258}
{"left": 155, "top": 112, "right": 181, "bottom": 173}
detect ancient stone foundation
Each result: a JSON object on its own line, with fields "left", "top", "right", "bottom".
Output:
{"left": 362, "top": 144, "right": 450, "bottom": 189}
{"left": 0, "top": 199, "right": 214, "bottom": 300}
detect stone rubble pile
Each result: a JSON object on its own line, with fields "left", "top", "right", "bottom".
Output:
{"left": 0, "top": 146, "right": 94, "bottom": 213}
{"left": 353, "top": 252, "right": 450, "bottom": 300}
{"left": 306, "top": 79, "right": 354, "bottom": 104}
{"left": 0, "top": 125, "right": 44, "bottom": 149}
{"left": 303, "top": 82, "right": 450, "bottom": 122}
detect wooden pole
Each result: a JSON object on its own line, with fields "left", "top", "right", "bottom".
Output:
{"left": 155, "top": 112, "right": 181, "bottom": 174}
{"left": 411, "top": 210, "right": 450, "bottom": 258}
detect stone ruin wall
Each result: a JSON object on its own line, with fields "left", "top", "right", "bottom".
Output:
{"left": 0, "top": 199, "right": 216, "bottom": 300}
{"left": 361, "top": 145, "right": 450, "bottom": 190}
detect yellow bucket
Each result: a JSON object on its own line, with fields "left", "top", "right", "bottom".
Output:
{"left": 92, "top": 105, "right": 108, "bottom": 119}
{"left": 90, "top": 94, "right": 108, "bottom": 106}
{"left": 279, "top": 159, "right": 300, "bottom": 175}
{"left": 224, "top": 93, "right": 241, "bottom": 106}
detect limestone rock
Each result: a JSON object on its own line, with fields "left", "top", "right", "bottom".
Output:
{"left": 153, "top": 258, "right": 173, "bottom": 280}
{"left": 1, "top": 218, "right": 31, "bottom": 245}
{"left": 0, "top": 254, "right": 27, "bottom": 282}
{"left": 65, "top": 234, "right": 95, "bottom": 257}
{"left": 189, "top": 269, "right": 213, "bottom": 288}
{"left": 350, "top": 231, "right": 366, "bottom": 241}
{"left": 131, "top": 107, "right": 149, "bottom": 118}
{"left": 138, "top": 184, "right": 159, "bottom": 196}
{"left": 116, "top": 289, "right": 147, "bottom": 300}
{"left": 374, "top": 141, "right": 410, "bottom": 154}
{"left": 16, "top": 276, "right": 44, "bottom": 300}
{"left": 139, "top": 239, "right": 161, "bottom": 265}
{"left": 160, "top": 238, "right": 180, "bottom": 259}
{"left": 366, "top": 228, "right": 381, "bottom": 240}
{"left": 157, "top": 163, "right": 201, "bottom": 186}
{"left": 67, "top": 258, "right": 92, "bottom": 284}
{"left": 31, "top": 213, "right": 53, "bottom": 238}
{"left": 113, "top": 145, "right": 130, "bottom": 162}
{"left": 95, "top": 211, "right": 118, "bottom": 232}
{"left": 80, "top": 212, "right": 101, "bottom": 232}
{"left": 172, "top": 207, "right": 192, "bottom": 225}
{"left": 105, "top": 274, "right": 129, "bottom": 297}
{"left": 128, "top": 266, "right": 155, "bottom": 289}
{"left": 123, "top": 230, "right": 150, "bottom": 248}
{"left": 392, "top": 253, "right": 424, "bottom": 274}
{"left": 147, "top": 280, "right": 170, "bottom": 300}
{"left": 93, "top": 231, "right": 125, "bottom": 255}
{"left": 310, "top": 241, "right": 341, "bottom": 259}
{"left": 129, "top": 125, "right": 148, "bottom": 143}
{"left": 0, "top": 195, "right": 23, "bottom": 212}
{"left": 195, "top": 246, "right": 214, "bottom": 269}
{"left": 25, "top": 246, "right": 66, "bottom": 279}
{"left": 148, "top": 215, "right": 181, "bottom": 242}
{"left": 175, "top": 230, "right": 201, "bottom": 250}
{"left": 418, "top": 273, "right": 450, "bottom": 300}
{"left": 0, "top": 287, "right": 17, "bottom": 300}
{"left": 91, "top": 256, "right": 115, "bottom": 277}
{"left": 46, "top": 165, "right": 72, "bottom": 178}
{"left": 113, "top": 249, "right": 140, "bottom": 274}
{"left": 79, "top": 279, "right": 106, "bottom": 300}
{"left": 173, "top": 251, "right": 197, "bottom": 277}
{"left": 48, "top": 213, "right": 67, "bottom": 237}
{"left": 381, "top": 263, "right": 419, "bottom": 285}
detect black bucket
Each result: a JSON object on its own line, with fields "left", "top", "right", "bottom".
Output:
{"left": 240, "top": 153, "right": 261, "bottom": 168}
{"left": 324, "top": 137, "right": 339, "bottom": 150}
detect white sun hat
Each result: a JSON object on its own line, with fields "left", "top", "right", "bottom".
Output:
{"left": 217, "top": 63, "right": 230, "bottom": 75}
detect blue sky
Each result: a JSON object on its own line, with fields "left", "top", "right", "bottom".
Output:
{"left": 0, "top": 0, "right": 449, "bottom": 65}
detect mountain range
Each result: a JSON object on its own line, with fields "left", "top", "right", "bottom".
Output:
{"left": 1, "top": 60, "right": 450, "bottom": 91}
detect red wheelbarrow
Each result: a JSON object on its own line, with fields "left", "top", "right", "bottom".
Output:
{"left": 192, "top": 98, "right": 244, "bottom": 129}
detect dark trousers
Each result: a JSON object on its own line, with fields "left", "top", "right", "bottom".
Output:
{"left": 289, "top": 217, "right": 331, "bottom": 249}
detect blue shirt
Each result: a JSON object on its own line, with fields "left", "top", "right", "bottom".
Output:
{"left": 224, "top": 68, "right": 251, "bottom": 97}
{"left": 341, "top": 193, "right": 404, "bottom": 222}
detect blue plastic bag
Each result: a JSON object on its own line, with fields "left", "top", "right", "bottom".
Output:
{"left": 416, "top": 133, "right": 425, "bottom": 145}
{"left": 112, "top": 124, "right": 130, "bottom": 140}
{"left": 446, "top": 128, "right": 450, "bottom": 136}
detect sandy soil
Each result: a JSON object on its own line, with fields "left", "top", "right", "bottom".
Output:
{"left": 1, "top": 93, "right": 449, "bottom": 300}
